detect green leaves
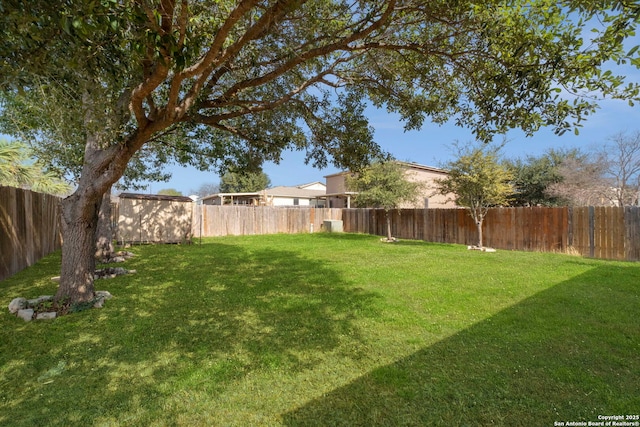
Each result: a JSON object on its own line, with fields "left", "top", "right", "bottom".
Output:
{"left": 347, "top": 161, "right": 424, "bottom": 211}
{"left": 437, "top": 143, "right": 513, "bottom": 214}
{"left": 219, "top": 169, "right": 271, "bottom": 193}
{"left": 3, "top": 0, "right": 640, "bottom": 192}
{"left": 0, "top": 139, "right": 71, "bottom": 196}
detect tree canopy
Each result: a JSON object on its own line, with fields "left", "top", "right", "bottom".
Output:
{"left": 158, "top": 188, "right": 184, "bottom": 196}
{"left": 347, "top": 160, "right": 423, "bottom": 241}
{"left": 2, "top": 0, "right": 639, "bottom": 303}
{"left": 436, "top": 144, "right": 513, "bottom": 248}
{"left": 190, "top": 182, "right": 220, "bottom": 198}
{"left": 219, "top": 169, "right": 271, "bottom": 193}
{"left": 506, "top": 149, "right": 581, "bottom": 206}
{"left": 507, "top": 134, "right": 640, "bottom": 207}
{"left": 546, "top": 152, "right": 609, "bottom": 206}
{"left": 347, "top": 161, "right": 423, "bottom": 210}
{"left": 597, "top": 131, "right": 640, "bottom": 206}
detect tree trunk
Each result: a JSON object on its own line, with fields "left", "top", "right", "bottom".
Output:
{"left": 476, "top": 219, "right": 483, "bottom": 248}
{"left": 53, "top": 86, "right": 165, "bottom": 304}
{"left": 95, "top": 185, "right": 115, "bottom": 262}
{"left": 385, "top": 210, "right": 393, "bottom": 241}
{"left": 56, "top": 191, "right": 102, "bottom": 303}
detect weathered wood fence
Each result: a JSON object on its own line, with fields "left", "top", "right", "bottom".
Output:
{"left": 0, "top": 186, "right": 62, "bottom": 281}
{"left": 3, "top": 188, "right": 640, "bottom": 282}
{"left": 343, "top": 206, "right": 640, "bottom": 261}
{"left": 193, "top": 205, "right": 343, "bottom": 237}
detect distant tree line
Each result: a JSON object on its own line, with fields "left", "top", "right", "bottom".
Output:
{"left": 505, "top": 131, "right": 640, "bottom": 207}
{"left": 431, "top": 132, "right": 640, "bottom": 249}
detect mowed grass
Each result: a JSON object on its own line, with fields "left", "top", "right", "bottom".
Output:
{"left": 1, "top": 233, "right": 638, "bottom": 426}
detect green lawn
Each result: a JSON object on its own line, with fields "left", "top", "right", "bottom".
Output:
{"left": 1, "top": 233, "right": 638, "bottom": 426}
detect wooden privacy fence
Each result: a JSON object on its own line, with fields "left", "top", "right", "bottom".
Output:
{"left": 342, "top": 206, "right": 640, "bottom": 261}
{"left": 0, "top": 186, "right": 62, "bottom": 281}
{"left": 194, "top": 205, "right": 343, "bottom": 237}
{"left": 3, "top": 193, "right": 640, "bottom": 282}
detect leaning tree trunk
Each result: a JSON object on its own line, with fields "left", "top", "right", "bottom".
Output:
{"left": 54, "top": 86, "right": 165, "bottom": 304}
{"left": 56, "top": 190, "right": 103, "bottom": 303}
{"left": 95, "top": 185, "right": 115, "bottom": 263}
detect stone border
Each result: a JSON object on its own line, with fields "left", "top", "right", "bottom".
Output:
{"left": 8, "top": 291, "right": 113, "bottom": 322}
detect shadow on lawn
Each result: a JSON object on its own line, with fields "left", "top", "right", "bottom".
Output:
{"left": 283, "top": 264, "right": 640, "bottom": 426}
{"left": 0, "top": 241, "right": 381, "bottom": 426}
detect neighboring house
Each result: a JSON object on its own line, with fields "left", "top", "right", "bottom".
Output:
{"left": 325, "top": 161, "right": 457, "bottom": 209}
{"left": 201, "top": 182, "right": 327, "bottom": 207}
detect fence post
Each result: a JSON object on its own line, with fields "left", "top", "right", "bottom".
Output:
{"left": 588, "top": 206, "right": 595, "bottom": 258}
{"left": 624, "top": 206, "right": 640, "bottom": 261}
{"left": 567, "top": 207, "right": 573, "bottom": 248}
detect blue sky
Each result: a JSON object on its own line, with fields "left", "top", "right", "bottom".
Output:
{"left": 149, "top": 29, "right": 640, "bottom": 196}
{"left": 4, "top": 41, "right": 638, "bottom": 196}
{"left": 153, "top": 79, "right": 640, "bottom": 195}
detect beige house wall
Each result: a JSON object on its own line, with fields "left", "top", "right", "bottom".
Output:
{"left": 402, "top": 166, "right": 455, "bottom": 209}
{"left": 326, "top": 173, "right": 349, "bottom": 195}
{"left": 325, "top": 163, "right": 456, "bottom": 209}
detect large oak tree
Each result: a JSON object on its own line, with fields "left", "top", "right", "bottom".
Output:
{"left": 1, "top": 0, "right": 639, "bottom": 303}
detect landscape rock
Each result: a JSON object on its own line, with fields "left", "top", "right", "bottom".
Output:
{"left": 9, "top": 290, "right": 114, "bottom": 320}
{"left": 93, "top": 291, "right": 113, "bottom": 308}
{"left": 27, "top": 295, "right": 53, "bottom": 306}
{"left": 380, "top": 237, "right": 398, "bottom": 243}
{"left": 17, "top": 309, "right": 34, "bottom": 322}
{"left": 467, "top": 245, "right": 497, "bottom": 252}
{"left": 99, "top": 251, "right": 135, "bottom": 264}
{"left": 95, "top": 290, "right": 113, "bottom": 300}
{"left": 8, "top": 297, "right": 27, "bottom": 313}
{"left": 36, "top": 312, "right": 57, "bottom": 320}
{"left": 94, "top": 267, "right": 133, "bottom": 279}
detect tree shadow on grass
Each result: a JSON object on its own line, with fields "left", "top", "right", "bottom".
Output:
{"left": 0, "top": 241, "right": 381, "bottom": 426}
{"left": 283, "top": 264, "right": 640, "bottom": 426}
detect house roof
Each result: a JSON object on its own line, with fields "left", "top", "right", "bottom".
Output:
{"left": 324, "top": 161, "right": 448, "bottom": 178}
{"left": 396, "top": 161, "right": 449, "bottom": 174}
{"left": 118, "top": 192, "right": 194, "bottom": 203}
{"left": 201, "top": 184, "right": 326, "bottom": 201}
{"left": 296, "top": 181, "right": 326, "bottom": 189}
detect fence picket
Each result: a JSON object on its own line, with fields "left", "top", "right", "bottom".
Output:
{"left": 4, "top": 188, "right": 640, "bottom": 282}
{"left": 1, "top": 187, "right": 62, "bottom": 281}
